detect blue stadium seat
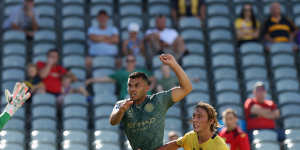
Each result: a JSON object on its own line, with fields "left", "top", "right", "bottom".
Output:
{"left": 93, "top": 56, "right": 116, "bottom": 68}
{"left": 242, "top": 54, "right": 266, "bottom": 67}
{"left": 31, "top": 130, "right": 56, "bottom": 144}
{"left": 211, "top": 42, "right": 234, "bottom": 55}
{"left": 185, "top": 92, "right": 210, "bottom": 107}
{"left": 62, "top": 43, "right": 85, "bottom": 55}
{"left": 94, "top": 93, "right": 117, "bottom": 106}
{"left": 215, "top": 80, "right": 239, "bottom": 92}
{"left": 95, "top": 118, "right": 119, "bottom": 130}
{"left": 94, "top": 130, "right": 119, "bottom": 144}
{"left": 2, "top": 69, "right": 25, "bottom": 81}
{"left": 63, "top": 130, "right": 88, "bottom": 144}
{"left": 32, "top": 105, "right": 56, "bottom": 119}
{"left": 148, "top": 4, "right": 171, "bottom": 16}
{"left": 165, "top": 118, "right": 182, "bottom": 130}
{"left": 64, "top": 94, "right": 87, "bottom": 106}
{"left": 63, "top": 118, "right": 88, "bottom": 130}
{"left": 120, "top": 4, "right": 142, "bottom": 16}
{"left": 32, "top": 118, "right": 57, "bottom": 131}
{"left": 274, "top": 67, "right": 297, "bottom": 80}
{"left": 278, "top": 92, "right": 300, "bottom": 105}
{"left": 240, "top": 42, "right": 264, "bottom": 55}
{"left": 185, "top": 42, "right": 204, "bottom": 54}
{"left": 182, "top": 54, "right": 205, "bottom": 68}
{"left": 3, "top": 43, "right": 26, "bottom": 56}
{"left": 62, "top": 5, "right": 85, "bottom": 17}
{"left": 207, "top": 4, "right": 230, "bottom": 16}
{"left": 63, "top": 106, "right": 88, "bottom": 119}
{"left": 212, "top": 55, "right": 235, "bottom": 68}
{"left": 0, "top": 130, "right": 25, "bottom": 144}
{"left": 33, "top": 43, "right": 55, "bottom": 56}
{"left": 94, "top": 105, "right": 114, "bottom": 118}
{"left": 63, "top": 55, "right": 85, "bottom": 68}
{"left": 252, "top": 129, "right": 278, "bottom": 143}
{"left": 207, "top": 16, "right": 231, "bottom": 28}
{"left": 216, "top": 92, "right": 241, "bottom": 105}
{"left": 62, "top": 17, "right": 85, "bottom": 29}
{"left": 213, "top": 67, "right": 237, "bottom": 80}
{"left": 179, "top": 17, "right": 201, "bottom": 29}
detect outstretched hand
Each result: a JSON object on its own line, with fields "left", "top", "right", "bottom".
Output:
{"left": 159, "top": 54, "right": 177, "bottom": 66}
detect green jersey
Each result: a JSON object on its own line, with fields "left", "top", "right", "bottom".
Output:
{"left": 0, "top": 112, "right": 11, "bottom": 130}
{"left": 116, "top": 90, "right": 174, "bottom": 150}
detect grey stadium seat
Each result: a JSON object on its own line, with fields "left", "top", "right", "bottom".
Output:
{"left": 94, "top": 93, "right": 117, "bottom": 106}
{"left": 284, "top": 117, "right": 300, "bottom": 129}
{"left": 271, "top": 54, "right": 295, "bottom": 68}
{"left": 32, "top": 93, "right": 56, "bottom": 106}
{"left": 218, "top": 105, "right": 244, "bottom": 118}
{"left": 35, "top": 5, "right": 56, "bottom": 17}
{"left": 39, "top": 17, "right": 55, "bottom": 29}
{"left": 185, "top": 92, "right": 210, "bottom": 106}
{"left": 254, "top": 142, "right": 280, "bottom": 150}
{"left": 120, "top": 16, "right": 143, "bottom": 29}
{"left": 181, "top": 29, "right": 204, "bottom": 41}
{"left": 209, "top": 29, "right": 232, "bottom": 41}
{"left": 2, "top": 55, "right": 25, "bottom": 68}
{"left": 119, "top": 4, "right": 142, "bottom": 16}
{"left": 276, "top": 79, "right": 299, "bottom": 92}
{"left": 32, "top": 105, "right": 56, "bottom": 119}
{"left": 62, "top": 5, "right": 84, "bottom": 17}
{"left": 240, "top": 42, "right": 264, "bottom": 54}
{"left": 3, "top": 118, "right": 24, "bottom": 130}
{"left": 94, "top": 105, "right": 114, "bottom": 118}
{"left": 63, "top": 106, "right": 88, "bottom": 119}
{"left": 70, "top": 68, "right": 86, "bottom": 81}
{"left": 215, "top": 80, "right": 239, "bottom": 92}
{"left": 63, "top": 118, "right": 88, "bottom": 130}
{"left": 33, "top": 43, "right": 55, "bottom": 56}
{"left": 185, "top": 43, "right": 204, "bottom": 54}
{"left": 62, "top": 143, "right": 88, "bottom": 150}
{"left": 270, "top": 43, "right": 293, "bottom": 54}
{"left": 149, "top": 17, "right": 172, "bottom": 28}
{"left": 148, "top": 4, "right": 170, "bottom": 16}
{"left": 34, "top": 30, "right": 56, "bottom": 42}
{"left": 166, "top": 106, "right": 181, "bottom": 118}
{"left": 92, "top": 69, "right": 115, "bottom": 78}
{"left": 3, "top": 43, "right": 26, "bottom": 56}
{"left": 207, "top": 16, "right": 230, "bottom": 28}
{"left": 93, "top": 83, "right": 116, "bottom": 95}
{"left": 32, "top": 118, "right": 56, "bottom": 131}
{"left": 244, "top": 67, "right": 268, "bottom": 80}
{"left": 63, "top": 130, "right": 88, "bottom": 144}
{"left": 185, "top": 68, "right": 207, "bottom": 80}
{"left": 182, "top": 54, "right": 205, "bottom": 68}
{"left": 242, "top": 54, "right": 266, "bottom": 67}
{"left": 95, "top": 118, "right": 119, "bottom": 130}
{"left": 62, "top": 17, "right": 85, "bottom": 29}
{"left": 63, "top": 55, "right": 85, "bottom": 68}
{"left": 63, "top": 30, "right": 85, "bottom": 41}
{"left": 252, "top": 129, "right": 278, "bottom": 143}
{"left": 64, "top": 94, "right": 87, "bottom": 106}
{"left": 179, "top": 17, "right": 201, "bottom": 29}
{"left": 3, "top": 30, "right": 25, "bottom": 41}
{"left": 90, "top": 5, "right": 113, "bottom": 16}
{"left": 212, "top": 55, "right": 235, "bottom": 68}
{"left": 2, "top": 69, "right": 25, "bottom": 81}
{"left": 211, "top": 42, "right": 234, "bottom": 55}
{"left": 207, "top": 4, "right": 230, "bottom": 16}
{"left": 274, "top": 67, "right": 297, "bottom": 80}
{"left": 31, "top": 130, "right": 56, "bottom": 144}
{"left": 285, "top": 129, "right": 300, "bottom": 141}
{"left": 278, "top": 92, "right": 300, "bottom": 105}
{"left": 1, "top": 143, "right": 24, "bottom": 150}
{"left": 63, "top": 43, "right": 85, "bottom": 55}
{"left": 280, "top": 104, "right": 300, "bottom": 118}
{"left": 0, "top": 130, "right": 25, "bottom": 144}
{"left": 93, "top": 56, "right": 115, "bottom": 68}
{"left": 213, "top": 67, "right": 237, "bottom": 81}
{"left": 29, "top": 143, "right": 56, "bottom": 150}
{"left": 216, "top": 92, "right": 241, "bottom": 105}
{"left": 94, "top": 130, "right": 119, "bottom": 143}
{"left": 165, "top": 118, "right": 182, "bottom": 130}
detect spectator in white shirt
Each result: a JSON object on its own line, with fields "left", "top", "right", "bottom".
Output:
{"left": 145, "top": 15, "right": 186, "bottom": 60}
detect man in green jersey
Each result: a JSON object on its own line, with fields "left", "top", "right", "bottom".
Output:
{"left": 0, "top": 82, "right": 31, "bottom": 129}
{"left": 110, "top": 54, "right": 193, "bottom": 150}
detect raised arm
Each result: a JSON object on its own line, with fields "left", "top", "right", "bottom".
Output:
{"left": 110, "top": 100, "right": 133, "bottom": 125}
{"left": 159, "top": 54, "right": 192, "bottom": 102}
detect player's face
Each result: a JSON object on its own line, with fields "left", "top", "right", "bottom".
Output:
{"left": 192, "top": 107, "right": 211, "bottom": 133}
{"left": 224, "top": 113, "right": 237, "bottom": 130}
{"left": 128, "top": 78, "right": 149, "bottom": 101}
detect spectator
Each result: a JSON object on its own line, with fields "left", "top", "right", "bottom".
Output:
{"left": 37, "top": 49, "right": 67, "bottom": 96}
{"left": 88, "top": 10, "right": 119, "bottom": 56}
{"left": 24, "top": 63, "right": 45, "bottom": 94}
{"left": 244, "top": 81, "right": 284, "bottom": 141}
{"left": 219, "top": 109, "right": 250, "bottom": 150}
{"left": 86, "top": 54, "right": 155, "bottom": 99}
{"left": 156, "top": 65, "right": 178, "bottom": 92}
{"left": 235, "top": 4, "right": 260, "bottom": 47}
{"left": 145, "top": 15, "right": 186, "bottom": 60}
{"left": 122, "top": 23, "right": 145, "bottom": 56}
{"left": 262, "top": 2, "right": 297, "bottom": 49}
{"left": 3, "top": 0, "right": 39, "bottom": 41}
{"left": 57, "top": 73, "right": 90, "bottom": 104}
{"left": 168, "top": 131, "right": 179, "bottom": 142}
{"left": 171, "top": 0, "right": 206, "bottom": 24}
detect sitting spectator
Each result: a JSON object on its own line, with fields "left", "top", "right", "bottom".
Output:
{"left": 156, "top": 64, "right": 178, "bottom": 92}
{"left": 3, "top": 0, "right": 39, "bottom": 41}
{"left": 122, "top": 23, "right": 145, "bottom": 56}
{"left": 262, "top": 2, "right": 297, "bottom": 49}
{"left": 244, "top": 81, "right": 284, "bottom": 141}
{"left": 86, "top": 54, "right": 155, "bottom": 99}
{"left": 235, "top": 4, "right": 260, "bottom": 47}
{"left": 171, "top": 0, "right": 206, "bottom": 24}
{"left": 24, "top": 63, "right": 45, "bottom": 94}
{"left": 145, "top": 15, "right": 186, "bottom": 60}
{"left": 37, "top": 49, "right": 67, "bottom": 96}
{"left": 88, "top": 10, "right": 119, "bottom": 56}
{"left": 57, "top": 73, "right": 90, "bottom": 104}
{"left": 219, "top": 109, "right": 250, "bottom": 150}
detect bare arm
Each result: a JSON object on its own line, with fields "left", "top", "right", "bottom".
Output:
{"left": 89, "top": 34, "right": 107, "bottom": 42}
{"left": 160, "top": 54, "right": 192, "bottom": 102}
{"left": 250, "top": 104, "right": 280, "bottom": 119}
{"left": 39, "top": 63, "right": 52, "bottom": 79}
{"left": 157, "top": 140, "right": 180, "bottom": 150}
{"left": 31, "top": 16, "right": 39, "bottom": 31}
{"left": 110, "top": 100, "right": 133, "bottom": 125}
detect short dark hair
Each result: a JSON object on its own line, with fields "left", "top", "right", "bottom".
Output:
{"left": 98, "top": 10, "right": 107, "bottom": 16}
{"left": 47, "top": 48, "right": 59, "bottom": 56}
{"left": 129, "top": 72, "right": 151, "bottom": 85}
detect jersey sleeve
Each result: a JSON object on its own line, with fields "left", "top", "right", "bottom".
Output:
{"left": 156, "top": 89, "right": 175, "bottom": 111}
{"left": 238, "top": 133, "right": 251, "bottom": 150}
{"left": 176, "top": 135, "right": 186, "bottom": 147}
{"left": 0, "top": 112, "right": 11, "bottom": 130}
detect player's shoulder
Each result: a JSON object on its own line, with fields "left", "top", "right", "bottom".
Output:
{"left": 213, "top": 135, "right": 229, "bottom": 149}
{"left": 183, "top": 130, "right": 197, "bottom": 138}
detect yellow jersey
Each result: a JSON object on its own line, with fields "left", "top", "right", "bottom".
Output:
{"left": 176, "top": 131, "right": 229, "bottom": 150}
{"left": 235, "top": 18, "right": 260, "bottom": 40}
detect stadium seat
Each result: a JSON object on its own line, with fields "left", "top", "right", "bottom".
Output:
{"left": 32, "top": 118, "right": 57, "bottom": 131}
{"left": 63, "top": 55, "right": 85, "bottom": 68}
{"left": 207, "top": 4, "right": 230, "bottom": 16}
{"left": 92, "top": 69, "right": 115, "bottom": 78}
{"left": 182, "top": 54, "right": 205, "bottom": 68}
{"left": 63, "top": 118, "right": 88, "bottom": 130}
{"left": 149, "top": 16, "right": 172, "bottom": 28}
{"left": 62, "top": 5, "right": 84, "bottom": 17}
{"left": 185, "top": 68, "right": 207, "bottom": 80}
{"left": 181, "top": 29, "right": 204, "bottom": 42}
{"left": 1, "top": 81, "right": 18, "bottom": 94}
{"left": 120, "top": 16, "right": 143, "bottom": 30}
{"left": 165, "top": 118, "right": 182, "bottom": 130}
{"left": 64, "top": 94, "right": 87, "bottom": 106}
{"left": 209, "top": 29, "right": 232, "bottom": 41}
{"left": 62, "top": 17, "right": 85, "bottom": 29}
{"left": 254, "top": 142, "right": 280, "bottom": 150}
{"left": 243, "top": 67, "right": 268, "bottom": 80}
{"left": 185, "top": 42, "right": 204, "bottom": 54}
{"left": 62, "top": 0, "right": 84, "bottom": 4}
{"left": 94, "top": 93, "right": 117, "bottom": 106}
{"left": 119, "top": 4, "right": 142, "bottom": 16}
{"left": 63, "top": 30, "right": 85, "bottom": 41}
{"left": 166, "top": 106, "right": 181, "bottom": 118}
{"left": 3, "top": 43, "right": 26, "bottom": 56}
{"left": 94, "top": 105, "right": 114, "bottom": 118}
{"left": 212, "top": 55, "right": 235, "bottom": 68}
{"left": 218, "top": 105, "right": 244, "bottom": 118}
{"left": 94, "top": 130, "right": 119, "bottom": 143}
{"left": 242, "top": 54, "right": 266, "bottom": 67}
{"left": 2, "top": 118, "right": 24, "bottom": 130}
{"left": 207, "top": 16, "right": 231, "bottom": 28}
{"left": 245, "top": 80, "right": 270, "bottom": 93}
{"left": 271, "top": 55, "right": 295, "bottom": 68}
{"left": 216, "top": 92, "right": 241, "bottom": 105}
{"left": 95, "top": 118, "right": 119, "bottom": 130}
{"left": 34, "top": 30, "right": 56, "bottom": 42}
{"left": 70, "top": 68, "right": 86, "bottom": 81}
{"left": 93, "top": 83, "right": 116, "bottom": 95}
{"left": 63, "top": 106, "right": 88, "bottom": 119}
{"left": 215, "top": 80, "right": 239, "bottom": 92}
{"left": 3, "top": 30, "right": 25, "bottom": 41}
{"left": 93, "top": 56, "right": 115, "bottom": 68}
{"left": 35, "top": 5, "right": 56, "bottom": 17}
{"left": 30, "top": 142, "right": 56, "bottom": 150}
{"left": 274, "top": 67, "right": 297, "bottom": 80}
{"left": 280, "top": 104, "right": 300, "bottom": 118}
{"left": 33, "top": 43, "right": 55, "bottom": 56}
{"left": 0, "top": 130, "right": 25, "bottom": 144}
{"left": 211, "top": 42, "right": 234, "bottom": 55}
{"left": 213, "top": 67, "right": 237, "bottom": 81}
{"left": 285, "top": 142, "right": 300, "bottom": 150}
{"left": 191, "top": 80, "right": 209, "bottom": 92}
{"left": 148, "top": 4, "right": 171, "bottom": 16}
{"left": 179, "top": 17, "right": 201, "bottom": 29}
{"left": 62, "top": 43, "right": 85, "bottom": 55}
{"left": 32, "top": 93, "right": 56, "bottom": 106}
{"left": 252, "top": 129, "right": 278, "bottom": 143}
{"left": 284, "top": 117, "right": 300, "bottom": 129}
{"left": 1, "top": 143, "right": 24, "bottom": 150}
{"left": 2, "top": 69, "right": 25, "bottom": 81}
{"left": 185, "top": 92, "right": 210, "bottom": 107}
{"left": 38, "top": 17, "right": 56, "bottom": 29}
{"left": 270, "top": 43, "right": 294, "bottom": 54}
{"left": 276, "top": 79, "right": 299, "bottom": 93}
{"left": 278, "top": 92, "right": 300, "bottom": 105}
{"left": 32, "top": 105, "right": 56, "bottom": 119}
{"left": 63, "top": 130, "right": 88, "bottom": 144}
{"left": 285, "top": 129, "right": 300, "bottom": 141}
{"left": 240, "top": 42, "right": 264, "bottom": 55}
{"left": 91, "top": 0, "right": 113, "bottom": 4}
{"left": 2, "top": 55, "right": 25, "bottom": 69}
{"left": 62, "top": 143, "right": 88, "bottom": 150}
{"left": 34, "top": 0, "right": 55, "bottom": 4}
{"left": 31, "top": 130, "right": 56, "bottom": 144}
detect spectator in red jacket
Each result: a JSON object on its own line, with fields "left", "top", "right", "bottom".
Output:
{"left": 37, "top": 49, "right": 67, "bottom": 95}
{"left": 219, "top": 109, "right": 250, "bottom": 150}
{"left": 244, "top": 81, "right": 284, "bottom": 141}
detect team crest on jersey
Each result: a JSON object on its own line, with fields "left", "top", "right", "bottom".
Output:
{"left": 144, "top": 103, "right": 154, "bottom": 112}
{"left": 127, "top": 109, "right": 134, "bottom": 118}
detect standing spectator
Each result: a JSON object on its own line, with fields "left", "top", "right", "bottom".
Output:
{"left": 88, "top": 10, "right": 119, "bottom": 56}
{"left": 86, "top": 54, "right": 155, "bottom": 99}
{"left": 262, "top": 2, "right": 297, "bottom": 49}
{"left": 3, "top": 0, "right": 39, "bottom": 41}
{"left": 24, "top": 63, "right": 45, "bottom": 94}
{"left": 122, "top": 22, "right": 145, "bottom": 56}
{"left": 235, "top": 4, "right": 260, "bottom": 47}
{"left": 219, "top": 109, "right": 250, "bottom": 150}
{"left": 156, "top": 65, "right": 178, "bottom": 92}
{"left": 145, "top": 15, "right": 186, "bottom": 60}
{"left": 37, "top": 49, "right": 67, "bottom": 96}
{"left": 244, "top": 81, "right": 284, "bottom": 141}
{"left": 171, "top": 0, "right": 206, "bottom": 24}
